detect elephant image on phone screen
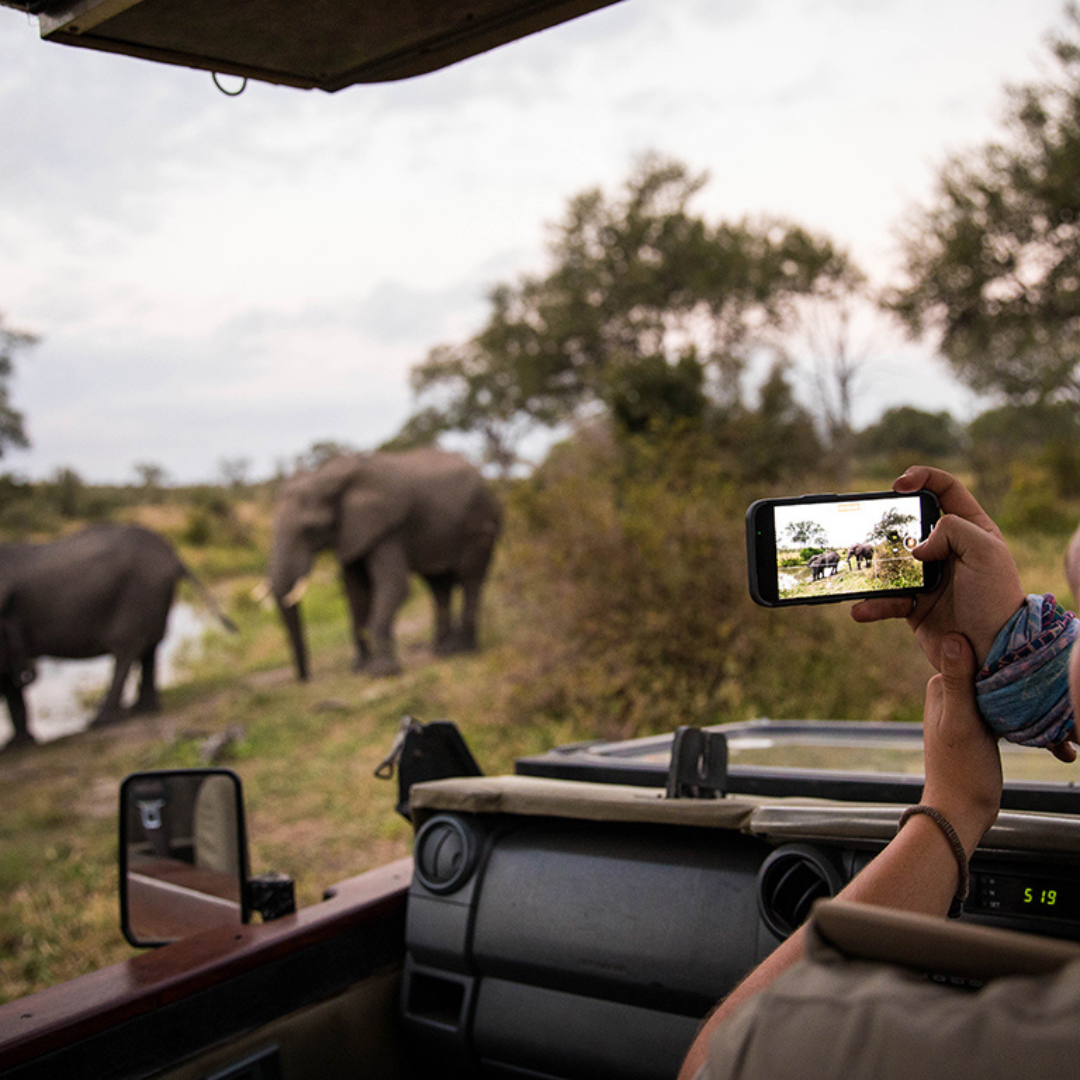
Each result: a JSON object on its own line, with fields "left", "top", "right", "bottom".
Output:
{"left": 808, "top": 551, "right": 840, "bottom": 581}
{"left": 0, "top": 524, "right": 237, "bottom": 750}
{"left": 846, "top": 543, "right": 874, "bottom": 570}
{"left": 267, "top": 449, "right": 502, "bottom": 681}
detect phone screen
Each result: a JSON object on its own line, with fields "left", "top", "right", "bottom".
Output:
{"left": 746, "top": 490, "right": 941, "bottom": 607}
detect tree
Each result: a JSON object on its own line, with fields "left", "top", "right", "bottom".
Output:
{"left": 48, "top": 467, "right": 83, "bottom": 518}
{"left": 782, "top": 293, "right": 894, "bottom": 477}
{"left": 133, "top": 461, "right": 169, "bottom": 501}
{"left": 869, "top": 507, "right": 916, "bottom": 545}
{"left": 723, "top": 360, "right": 824, "bottom": 482}
{"left": 889, "top": 7, "right": 1080, "bottom": 409}
{"left": 218, "top": 456, "right": 252, "bottom": 489}
{"left": 294, "top": 440, "right": 357, "bottom": 471}
{"left": 853, "top": 405, "right": 966, "bottom": 459}
{"left": 401, "top": 154, "right": 858, "bottom": 467}
{"left": 967, "top": 399, "right": 1080, "bottom": 499}
{"left": 0, "top": 311, "right": 36, "bottom": 456}
{"left": 784, "top": 519, "right": 827, "bottom": 547}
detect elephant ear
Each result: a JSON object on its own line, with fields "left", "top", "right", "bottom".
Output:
{"left": 336, "top": 484, "right": 412, "bottom": 566}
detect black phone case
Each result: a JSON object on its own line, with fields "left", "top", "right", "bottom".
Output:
{"left": 746, "top": 491, "right": 942, "bottom": 608}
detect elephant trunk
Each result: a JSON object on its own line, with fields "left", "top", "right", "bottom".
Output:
{"left": 269, "top": 529, "right": 315, "bottom": 683}
{"left": 277, "top": 598, "right": 310, "bottom": 682}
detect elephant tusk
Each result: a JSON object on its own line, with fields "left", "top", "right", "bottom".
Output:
{"left": 250, "top": 580, "right": 272, "bottom": 604}
{"left": 283, "top": 576, "right": 310, "bottom": 607}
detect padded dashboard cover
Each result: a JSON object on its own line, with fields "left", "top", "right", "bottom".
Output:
{"left": 409, "top": 774, "right": 763, "bottom": 829}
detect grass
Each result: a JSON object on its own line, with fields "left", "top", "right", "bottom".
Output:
{"left": 777, "top": 550, "right": 923, "bottom": 601}
{"left": 0, "top": 561, "right": 601, "bottom": 1004}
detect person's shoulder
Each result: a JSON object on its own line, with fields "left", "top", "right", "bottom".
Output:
{"left": 700, "top": 902, "right": 1080, "bottom": 1080}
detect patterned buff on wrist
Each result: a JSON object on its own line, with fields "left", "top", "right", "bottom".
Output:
{"left": 976, "top": 594, "right": 1079, "bottom": 748}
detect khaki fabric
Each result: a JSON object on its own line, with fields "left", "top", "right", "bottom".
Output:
{"left": 409, "top": 775, "right": 764, "bottom": 829}
{"left": 407, "top": 775, "right": 900, "bottom": 831}
{"left": 193, "top": 774, "right": 240, "bottom": 874}
{"left": 410, "top": 776, "right": 1080, "bottom": 855}
{"left": 700, "top": 900, "right": 1080, "bottom": 1080}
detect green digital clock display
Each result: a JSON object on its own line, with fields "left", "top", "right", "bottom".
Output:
{"left": 977, "top": 874, "right": 1079, "bottom": 921}
{"left": 1022, "top": 886, "right": 1060, "bottom": 909}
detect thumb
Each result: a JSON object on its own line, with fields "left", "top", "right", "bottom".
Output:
{"left": 935, "top": 633, "right": 979, "bottom": 741}
{"left": 940, "top": 632, "right": 977, "bottom": 693}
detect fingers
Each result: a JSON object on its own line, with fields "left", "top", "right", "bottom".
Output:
{"left": 912, "top": 513, "right": 999, "bottom": 565}
{"left": 850, "top": 596, "right": 917, "bottom": 624}
{"left": 893, "top": 465, "right": 1001, "bottom": 537}
{"left": 1051, "top": 741, "right": 1078, "bottom": 763}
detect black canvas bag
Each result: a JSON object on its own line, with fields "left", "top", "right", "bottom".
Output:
{"left": 374, "top": 715, "right": 483, "bottom": 820}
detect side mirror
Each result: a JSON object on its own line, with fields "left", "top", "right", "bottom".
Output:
{"left": 120, "top": 769, "right": 251, "bottom": 947}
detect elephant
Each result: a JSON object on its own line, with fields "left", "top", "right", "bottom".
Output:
{"left": 808, "top": 551, "right": 840, "bottom": 581}
{"left": 268, "top": 448, "right": 502, "bottom": 681}
{"left": 0, "top": 524, "right": 237, "bottom": 750}
{"left": 847, "top": 543, "right": 874, "bottom": 570}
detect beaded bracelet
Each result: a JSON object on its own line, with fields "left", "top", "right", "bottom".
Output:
{"left": 897, "top": 804, "right": 969, "bottom": 919}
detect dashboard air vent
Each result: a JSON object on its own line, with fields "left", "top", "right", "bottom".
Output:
{"left": 413, "top": 815, "right": 478, "bottom": 895}
{"left": 757, "top": 843, "right": 843, "bottom": 939}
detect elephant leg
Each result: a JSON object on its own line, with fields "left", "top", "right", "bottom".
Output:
{"left": 456, "top": 576, "right": 484, "bottom": 652}
{"left": 425, "top": 572, "right": 456, "bottom": 654}
{"left": 448, "top": 532, "right": 496, "bottom": 653}
{"left": 3, "top": 683, "right": 34, "bottom": 749}
{"left": 92, "top": 652, "right": 136, "bottom": 726}
{"left": 362, "top": 542, "right": 409, "bottom": 677}
{"left": 131, "top": 646, "right": 161, "bottom": 714}
{"left": 341, "top": 561, "right": 373, "bottom": 671}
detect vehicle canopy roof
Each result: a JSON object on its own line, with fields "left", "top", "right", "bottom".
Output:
{"left": 0, "top": 0, "right": 624, "bottom": 90}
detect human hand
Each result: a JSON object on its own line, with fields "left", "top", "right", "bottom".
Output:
{"left": 850, "top": 465, "right": 1025, "bottom": 669}
{"left": 921, "top": 633, "right": 1002, "bottom": 855}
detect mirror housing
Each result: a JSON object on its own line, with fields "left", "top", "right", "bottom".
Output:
{"left": 120, "top": 769, "right": 251, "bottom": 947}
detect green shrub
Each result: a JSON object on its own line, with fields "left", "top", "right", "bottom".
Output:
{"left": 998, "top": 462, "right": 1076, "bottom": 536}
{"left": 497, "top": 429, "right": 929, "bottom": 739}
{"left": 870, "top": 543, "right": 922, "bottom": 589}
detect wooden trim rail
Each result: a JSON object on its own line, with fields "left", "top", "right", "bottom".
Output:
{"left": 0, "top": 858, "right": 413, "bottom": 1073}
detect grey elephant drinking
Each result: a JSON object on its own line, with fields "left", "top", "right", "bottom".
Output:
{"left": 0, "top": 524, "right": 236, "bottom": 750}
{"left": 808, "top": 551, "right": 840, "bottom": 581}
{"left": 268, "top": 449, "right": 502, "bottom": 680}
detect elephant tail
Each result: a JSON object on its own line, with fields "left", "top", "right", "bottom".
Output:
{"left": 181, "top": 567, "right": 240, "bottom": 634}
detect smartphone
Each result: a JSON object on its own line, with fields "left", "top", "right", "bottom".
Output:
{"left": 746, "top": 489, "right": 943, "bottom": 607}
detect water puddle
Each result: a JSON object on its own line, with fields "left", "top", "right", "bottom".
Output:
{"left": 2, "top": 602, "right": 215, "bottom": 744}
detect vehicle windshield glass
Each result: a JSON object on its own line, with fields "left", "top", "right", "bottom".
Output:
{"left": 585, "top": 721, "right": 1078, "bottom": 785}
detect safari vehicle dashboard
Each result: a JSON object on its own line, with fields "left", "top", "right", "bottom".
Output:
{"left": 399, "top": 721, "right": 1080, "bottom": 1078}
{"left": 3, "top": 719, "right": 1080, "bottom": 1080}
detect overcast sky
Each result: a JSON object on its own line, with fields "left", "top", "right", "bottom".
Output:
{"left": 0, "top": 0, "right": 1069, "bottom": 482}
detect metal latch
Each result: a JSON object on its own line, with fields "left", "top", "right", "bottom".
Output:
{"left": 666, "top": 726, "right": 728, "bottom": 799}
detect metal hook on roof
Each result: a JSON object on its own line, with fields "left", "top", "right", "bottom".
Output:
{"left": 212, "top": 72, "right": 248, "bottom": 97}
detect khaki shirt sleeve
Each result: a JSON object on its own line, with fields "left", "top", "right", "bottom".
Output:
{"left": 700, "top": 903, "right": 1080, "bottom": 1080}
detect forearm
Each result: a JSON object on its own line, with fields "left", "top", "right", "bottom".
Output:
{"left": 678, "top": 814, "right": 973, "bottom": 1080}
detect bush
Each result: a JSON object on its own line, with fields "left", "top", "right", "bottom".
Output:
{"left": 870, "top": 543, "right": 922, "bottom": 589}
{"left": 998, "top": 463, "right": 1077, "bottom": 536}
{"left": 179, "top": 487, "right": 256, "bottom": 548}
{"left": 968, "top": 402, "right": 1080, "bottom": 509}
{"left": 497, "top": 430, "right": 930, "bottom": 738}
